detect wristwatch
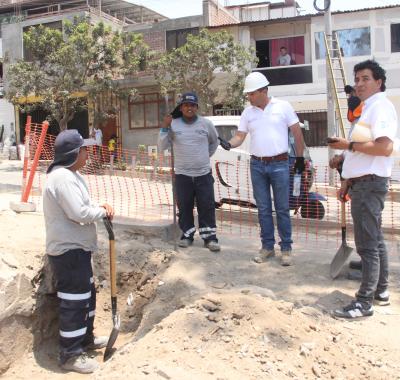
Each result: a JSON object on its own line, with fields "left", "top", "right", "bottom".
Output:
{"left": 348, "top": 142, "right": 355, "bottom": 152}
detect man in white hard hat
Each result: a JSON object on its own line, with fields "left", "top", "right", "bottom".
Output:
{"left": 219, "top": 72, "right": 305, "bottom": 266}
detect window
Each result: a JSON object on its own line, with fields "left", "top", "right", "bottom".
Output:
{"left": 23, "top": 21, "right": 62, "bottom": 61}
{"left": 256, "top": 36, "right": 305, "bottom": 68}
{"left": 128, "top": 92, "right": 174, "bottom": 129}
{"left": 315, "top": 27, "right": 371, "bottom": 59}
{"left": 391, "top": 24, "right": 400, "bottom": 52}
{"left": 166, "top": 28, "right": 199, "bottom": 51}
{"left": 297, "top": 110, "right": 327, "bottom": 147}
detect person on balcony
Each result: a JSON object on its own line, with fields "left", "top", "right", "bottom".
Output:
{"left": 276, "top": 46, "right": 292, "bottom": 66}
{"left": 158, "top": 92, "right": 221, "bottom": 252}
{"left": 218, "top": 72, "right": 305, "bottom": 266}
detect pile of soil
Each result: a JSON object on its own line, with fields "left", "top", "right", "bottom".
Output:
{"left": 1, "top": 191, "right": 400, "bottom": 379}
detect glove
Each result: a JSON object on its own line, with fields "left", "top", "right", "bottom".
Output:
{"left": 293, "top": 157, "right": 305, "bottom": 174}
{"left": 347, "top": 95, "right": 361, "bottom": 112}
{"left": 218, "top": 137, "right": 231, "bottom": 151}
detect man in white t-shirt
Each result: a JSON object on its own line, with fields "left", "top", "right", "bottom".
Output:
{"left": 218, "top": 72, "right": 305, "bottom": 266}
{"left": 328, "top": 60, "right": 398, "bottom": 319}
{"left": 276, "top": 46, "right": 291, "bottom": 66}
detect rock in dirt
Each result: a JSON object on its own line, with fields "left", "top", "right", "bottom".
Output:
{"left": 202, "top": 301, "right": 220, "bottom": 312}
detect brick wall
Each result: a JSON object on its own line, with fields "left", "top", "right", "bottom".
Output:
{"left": 204, "top": 0, "right": 239, "bottom": 26}
{"left": 142, "top": 30, "right": 165, "bottom": 52}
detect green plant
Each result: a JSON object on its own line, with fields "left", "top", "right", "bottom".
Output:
{"left": 6, "top": 18, "right": 148, "bottom": 130}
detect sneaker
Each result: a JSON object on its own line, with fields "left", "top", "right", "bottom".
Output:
{"left": 280, "top": 250, "right": 292, "bottom": 266}
{"left": 374, "top": 290, "right": 390, "bottom": 306}
{"left": 204, "top": 240, "right": 221, "bottom": 252}
{"left": 333, "top": 300, "right": 373, "bottom": 319}
{"left": 253, "top": 248, "right": 275, "bottom": 263}
{"left": 84, "top": 335, "right": 108, "bottom": 350}
{"left": 178, "top": 238, "right": 193, "bottom": 248}
{"left": 61, "top": 354, "right": 99, "bottom": 374}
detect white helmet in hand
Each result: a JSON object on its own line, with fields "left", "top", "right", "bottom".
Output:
{"left": 243, "top": 72, "right": 270, "bottom": 93}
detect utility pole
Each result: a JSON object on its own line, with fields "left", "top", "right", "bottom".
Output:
{"left": 324, "top": 0, "right": 336, "bottom": 185}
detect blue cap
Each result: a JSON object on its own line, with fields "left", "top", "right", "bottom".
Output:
{"left": 47, "top": 129, "right": 95, "bottom": 173}
{"left": 179, "top": 92, "right": 198, "bottom": 105}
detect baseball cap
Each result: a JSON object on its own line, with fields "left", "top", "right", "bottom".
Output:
{"left": 47, "top": 129, "right": 95, "bottom": 173}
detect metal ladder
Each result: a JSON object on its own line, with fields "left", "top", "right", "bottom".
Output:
{"left": 324, "top": 31, "right": 349, "bottom": 138}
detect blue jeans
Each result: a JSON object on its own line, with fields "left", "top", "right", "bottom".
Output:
{"left": 250, "top": 158, "right": 292, "bottom": 251}
{"left": 349, "top": 177, "right": 389, "bottom": 306}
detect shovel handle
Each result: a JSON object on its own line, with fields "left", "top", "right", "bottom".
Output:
{"left": 103, "top": 217, "right": 117, "bottom": 305}
{"left": 109, "top": 239, "right": 117, "bottom": 298}
{"left": 340, "top": 200, "right": 347, "bottom": 243}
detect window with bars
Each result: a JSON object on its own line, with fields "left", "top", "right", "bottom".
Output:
{"left": 128, "top": 92, "right": 174, "bottom": 129}
{"left": 166, "top": 28, "right": 199, "bottom": 51}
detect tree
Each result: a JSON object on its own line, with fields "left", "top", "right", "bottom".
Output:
{"left": 5, "top": 18, "right": 148, "bottom": 131}
{"left": 152, "top": 29, "right": 257, "bottom": 115}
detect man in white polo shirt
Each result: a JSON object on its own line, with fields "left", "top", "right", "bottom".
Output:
{"left": 219, "top": 72, "right": 305, "bottom": 266}
{"left": 328, "top": 60, "right": 398, "bottom": 319}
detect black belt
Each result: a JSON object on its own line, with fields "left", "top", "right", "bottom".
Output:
{"left": 251, "top": 153, "right": 288, "bottom": 162}
{"left": 348, "top": 174, "right": 387, "bottom": 185}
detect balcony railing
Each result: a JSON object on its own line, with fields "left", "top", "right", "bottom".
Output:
{"left": 253, "top": 64, "right": 313, "bottom": 86}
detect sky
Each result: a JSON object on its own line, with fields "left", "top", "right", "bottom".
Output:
{"left": 129, "top": 0, "right": 400, "bottom": 19}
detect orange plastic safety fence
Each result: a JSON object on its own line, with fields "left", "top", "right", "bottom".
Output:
{"left": 26, "top": 124, "right": 400, "bottom": 250}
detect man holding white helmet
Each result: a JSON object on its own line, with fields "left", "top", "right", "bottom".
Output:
{"left": 219, "top": 71, "right": 305, "bottom": 266}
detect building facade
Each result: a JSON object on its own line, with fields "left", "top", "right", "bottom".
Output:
{"left": 1, "top": 0, "right": 400, "bottom": 150}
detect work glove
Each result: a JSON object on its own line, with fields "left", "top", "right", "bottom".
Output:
{"left": 218, "top": 137, "right": 231, "bottom": 151}
{"left": 293, "top": 157, "right": 305, "bottom": 174}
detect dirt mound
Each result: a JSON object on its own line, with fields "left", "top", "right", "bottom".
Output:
{"left": 1, "top": 191, "right": 400, "bottom": 379}
{"left": 94, "top": 291, "right": 397, "bottom": 380}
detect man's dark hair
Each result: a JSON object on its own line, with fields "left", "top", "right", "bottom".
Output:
{"left": 280, "top": 46, "right": 287, "bottom": 51}
{"left": 353, "top": 59, "right": 386, "bottom": 91}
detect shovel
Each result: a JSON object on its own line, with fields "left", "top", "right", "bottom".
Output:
{"left": 103, "top": 217, "right": 120, "bottom": 361}
{"left": 330, "top": 200, "right": 354, "bottom": 279}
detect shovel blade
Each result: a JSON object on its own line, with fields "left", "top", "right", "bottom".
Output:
{"left": 330, "top": 243, "right": 354, "bottom": 279}
{"left": 103, "top": 315, "right": 120, "bottom": 362}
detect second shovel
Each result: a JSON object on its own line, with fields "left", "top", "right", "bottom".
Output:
{"left": 103, "top": 217, "right": 120, "bottom": 361}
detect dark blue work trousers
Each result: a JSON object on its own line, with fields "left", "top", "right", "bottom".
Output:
{"left": 48, "top": 249, "right": 96, "bottom": 363}
{"left": 175, "top": 172, "right": 218, "bottom": 242}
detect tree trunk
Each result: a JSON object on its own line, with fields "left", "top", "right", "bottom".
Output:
{"left": 58, "top": 112, "right": 74, "bottom": 131}
{"left": 59, "top": 118, "right": 68, "bottom": 131}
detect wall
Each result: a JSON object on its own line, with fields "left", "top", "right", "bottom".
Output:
{"left": 203, "top": 0, "right": 239, "bottom": 26}
{"left": 0, "top": 99, "right": 15, "bottom": 142}
{"left": 126, "top": 15, "right": 203, "bottom": 55}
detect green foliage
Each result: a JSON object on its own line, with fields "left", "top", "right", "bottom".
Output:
{"left": 152, "top": 29, "right": 257, "bottom": 114}
{"left": 6, "top": 17, "right": 148, "bottom": 130}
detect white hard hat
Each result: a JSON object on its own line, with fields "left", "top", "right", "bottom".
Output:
{"left": 243, "top": 72, "right": 270, "bottom": 93}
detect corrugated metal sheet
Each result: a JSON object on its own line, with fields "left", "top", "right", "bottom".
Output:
{"left": 208, "top": 4, "right": 400, "bottom": 28}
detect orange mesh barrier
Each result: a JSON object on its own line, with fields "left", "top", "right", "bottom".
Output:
{"left": 26, "top": 124, "right": 400, "bottom": 248}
